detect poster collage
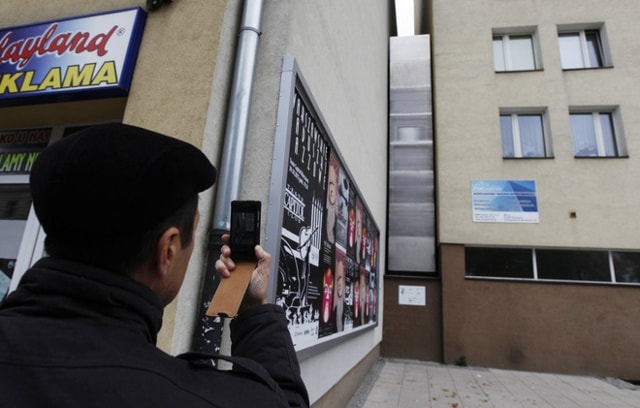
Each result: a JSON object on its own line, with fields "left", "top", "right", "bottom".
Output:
{"left": 275, "top": 88, "right": 379, "bottom": 349}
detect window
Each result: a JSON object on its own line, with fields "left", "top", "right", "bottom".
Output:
{"left": 570, "top": 110, "right": 625, "bottom": 157}
{"left": 465, "top": 247, "right": 640, "bottom": 285}
{"left": 388, "top": 36, "right": 435, "bottom": 275}
{"left": 612, "top": 252, "right": 640, "bottom": 283}
{"left": 536, "top": 249, "right": 610, "bottom": 282}
{"left": 493, "top": 28, "right": 540, "bottom": 72}
{"left": 466, "top": 247, "right": 533, "bottom": 279}
{"left": 500, "top": 112, "right": 551, "bottom": 158}
{"left": 0, "top": 185, "right": 32, "bottom": 301}
{"left": 388, "top": 115, "right": 436, "bottom": 274}
{"left": 558, "top": 26, "right": 609, "bottom": 69}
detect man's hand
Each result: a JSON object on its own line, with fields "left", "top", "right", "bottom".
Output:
{"left": 215, "top": 234, "right": 270, "bottom": 313}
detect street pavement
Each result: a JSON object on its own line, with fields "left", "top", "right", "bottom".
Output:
{"left": 347, "top": 358, "right": 640, "bottom": 408}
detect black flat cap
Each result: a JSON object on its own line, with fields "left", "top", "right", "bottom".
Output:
{"left": 30, "top": 123, "right": 216, "bottom": 243}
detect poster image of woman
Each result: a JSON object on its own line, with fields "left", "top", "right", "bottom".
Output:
{"left": 335, "top": 167, "right": 349, "bottom": 249}
{"left": 355, "top": 198, "right": 364, "bottom": 264}
{"left": 325, "top": 153, "right": 339, "bottom": 244}
{"left": 331, "top": 248, "right": 346, "bottom": 332}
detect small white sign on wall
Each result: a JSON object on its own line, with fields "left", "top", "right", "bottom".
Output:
{"left": 398, "top": 285, "right": 426, "bottom": 306}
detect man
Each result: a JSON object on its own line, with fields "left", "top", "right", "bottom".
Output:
{"left": 0, "top": 123, "right": 309, "bottom": 407}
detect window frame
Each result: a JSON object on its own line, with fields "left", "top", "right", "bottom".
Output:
{"left": 569, "top": 106, "right": 627, "bottom": 158}
{"left": 499, "top": 108, "right": 553, "bottom": 159}
{"left": 493, "top": 27, "right": 542, "bottom": 72}
{"left": 465, "top": 246, "right": 640, "bottom": 286}
{"left": 557, "top": 23, "right": 612, "bottom": 70}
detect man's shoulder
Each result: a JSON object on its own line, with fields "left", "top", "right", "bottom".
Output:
{"left": 0, "top": 325, "right": 284, "bottom": 407}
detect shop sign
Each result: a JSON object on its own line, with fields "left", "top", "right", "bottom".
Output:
{"left": 471, "top": 179, "right": 539, "bottom": 223}
{"left": 0, "top": 128, "right": 51, "bottom": 174}
{"left": 0, "top": 8, "right": 146, "bottom": 106}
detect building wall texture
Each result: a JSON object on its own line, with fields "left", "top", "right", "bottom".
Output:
{"left": 441, "top": 244, "right": 640, "bottom": 379}
{"left": 432, "top": 0, "right": 640, "bottom": 379}
{"left": 434, "top": 0, "right": 640, "bottom": 248}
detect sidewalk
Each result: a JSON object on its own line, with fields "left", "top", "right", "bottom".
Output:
{"left": 348, "top": 358, "right": 640, "bottom": 408}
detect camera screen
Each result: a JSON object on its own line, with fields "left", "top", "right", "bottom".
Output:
{"left": 231, "top": 211, "right": 258, "bottom": 246}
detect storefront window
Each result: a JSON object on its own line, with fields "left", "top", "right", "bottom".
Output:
{"left": 0, "top": 185, "right": 32, "bottom": 300}
{"left": 0, "top": 127, "right": 53, "bottom": 300}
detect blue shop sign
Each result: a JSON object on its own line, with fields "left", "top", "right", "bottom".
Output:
{"left": 0, "top": 8, "right": 146, "bottom": 106}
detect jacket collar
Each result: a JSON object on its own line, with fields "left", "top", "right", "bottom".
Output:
{"left": 2, "top": 257, "right": 164, "bottom": 344}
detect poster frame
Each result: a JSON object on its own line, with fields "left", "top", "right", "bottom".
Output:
{"left": 264, "top": 56, "right": 379, "bottom": 359}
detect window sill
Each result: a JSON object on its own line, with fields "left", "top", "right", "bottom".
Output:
{"left": 385, "top": 271, "right": 439, "bottom": 279}
{"left": 465, "top": 275, "right": 640, "bottom": 287}
{"left": 503, "top": 156, "right": 554, "bottom": 160}
{"left": 495, "top": 68, "right": 544, "bottom": 74}
{"left": 574, "top": 155, "right": 629, "bottom": 159}
{"left": 562, "top": 65, "right": 614, "bottom": 72}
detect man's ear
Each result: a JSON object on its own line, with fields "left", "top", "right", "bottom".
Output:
{"left": 155, "top": 226, "right": 181, "bottom": 276}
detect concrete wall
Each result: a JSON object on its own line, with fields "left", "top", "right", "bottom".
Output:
{"left": 432, "top": 0, "right": 640, "bottom": 250}
{"left": 441, "top": 244, "right": 640, "bottom": 379}
{"left": 382, "top": 277, "right": 442, "bottom": 361}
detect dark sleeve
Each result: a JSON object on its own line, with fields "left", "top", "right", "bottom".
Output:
{"left": 230, "top": 304, "right": 309, "bottom": 408}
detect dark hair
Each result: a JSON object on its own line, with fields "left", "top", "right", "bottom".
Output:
{"left": 44, "top": 195, "right": 199, "bottom": 276}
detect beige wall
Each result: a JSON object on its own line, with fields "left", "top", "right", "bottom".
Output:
{"left": 433, "top": 0, "right": 640, "bottom": 249}
{"left": 441, "top": 244, "right": 640, "bottom": 379}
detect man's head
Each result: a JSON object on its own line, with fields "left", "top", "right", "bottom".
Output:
{"left": 29, "top": 123, "right": 216, "bottom": 300}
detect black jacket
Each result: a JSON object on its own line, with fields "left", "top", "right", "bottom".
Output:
{"left": 0, "top": 258, "right": 309, "bottom": 407}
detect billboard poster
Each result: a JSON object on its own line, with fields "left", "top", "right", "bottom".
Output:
{"left": 0, "top": 8, "right": 146, "bottom": 106}
{"left": 471, "top": 179, "right": 539, "bottom": 223}
{"left": 270, "top": 58, "right": 379, "bottom": 351}
{"left": 277, "top": 90, "right": 328, "bottom": 347}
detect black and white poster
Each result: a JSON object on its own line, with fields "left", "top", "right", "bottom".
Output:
{"left": 271, "top": 59, "right": 379, "bottom": 350}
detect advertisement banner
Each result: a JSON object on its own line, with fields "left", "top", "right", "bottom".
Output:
{"left": 471, "top": 179, "right": 539, "bottom": 223}
{"left": 0, "top": 8, "right": 146, "bottom": 106}
{"left": 0, "top": 128, "right": 51, "bottom": 174}
{"left": 270, "top": 58, "right": 379, "bottom": 351}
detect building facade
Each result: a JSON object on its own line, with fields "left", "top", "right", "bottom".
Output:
{"left": 0, "top": 1, "right": 392, "bottom": 406}
{"left": 431, "top": 0, "right": 640, "bottom": 380}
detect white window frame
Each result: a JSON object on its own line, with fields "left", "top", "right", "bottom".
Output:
{"left": 493, "top": 27, "right": 542, "bottom": 72}
{"left": 558, "top": 23, "right": 611, "bottom": 69}
{"left": 500, "top": 108, "right": 552, "bottom": 158}
{"left": 569, "top": 106, "right": 627, "bottom": 157}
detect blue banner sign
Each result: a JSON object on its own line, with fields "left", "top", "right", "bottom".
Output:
{"left": 0, "top": 8, "right": 146, "bottom": 106}
{"left": 471, "top": 179, "right": 539, "bottom": 223}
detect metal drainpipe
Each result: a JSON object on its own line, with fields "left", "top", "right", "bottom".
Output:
{"left": 192, "top": 0, "right": 264, "bottom": 353}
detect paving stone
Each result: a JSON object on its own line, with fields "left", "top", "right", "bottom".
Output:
{"left": 352, "top": 359, "right": 640, "bottom": 408}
